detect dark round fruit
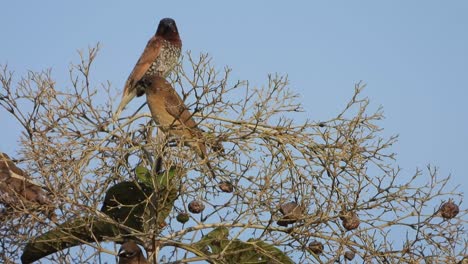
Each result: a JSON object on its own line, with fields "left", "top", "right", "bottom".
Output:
{"left": 344, "top": 251, "right": 355, "bottom": 260}
{"left": 176, "top": 212, "right": 190, "bottom": 224}
{"left": 279, "top": 201, "right": 304, "bottom": 225}
{"left": 308, "top": 241, "right": 324, "bottom": 254}
{"left": 440, "top": 200, "right": 459, "bottom": 219}
{"left": 341, "top": 211, "right": 360, "bottom": 231}
{"left": 219, "top": 181, "right": 234, "bottom": 193}
{"left": 188, "top": 200, "right": 205, "bottom": 214}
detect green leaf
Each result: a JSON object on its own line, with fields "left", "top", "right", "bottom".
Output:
{"left": 135, "top": 165, "right": 182, "bottom": 189}
{"left": 21, "top": 216, "right": 124, "bottom": 264}
{"left": 192, "top": 227, "right": 294, "bottom": 264}
{"left": 142, "top": 168, "right": 181, "bottom": 233}
{"left": 21, "top": 173, "right": 184, "bottom": 264}
{"left": 101, "top": 181, "right": 154, "bottom": 231}
{"left": 193, "top": 227, "right": 230, "bottom": 254}
{"left": 243, "top": 239, "right": 295, "bottom": 264}
{"left": 135, "top": 165, "right": 152, "bottom": 186}
{"left": 155, "top": 167, "right": 180, "bottom": 188}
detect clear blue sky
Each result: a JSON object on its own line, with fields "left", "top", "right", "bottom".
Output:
{"left": 1, "top": 0, "right": 467, "bottom": 261}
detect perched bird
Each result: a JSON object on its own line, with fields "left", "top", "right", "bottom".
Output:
{"left": 116, "top": 18, "right": 182, "bottom": 117}
{"left": 0, "top": 153, "right": 56, "bottom": 221}
{"left": 144, "top": 76, "right": 221, "bottom": 177}
{"left": 118, "top": 240, "right": 149, "bottom": 264}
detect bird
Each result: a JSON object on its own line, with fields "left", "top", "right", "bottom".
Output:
{"left": 118, "top": 240, "right": 149, "bottom": 264}
{"left": 143, "top": 76, "right": 222, "bottom": 177}
{"left": 115, "top": 18, "right": 182, "bottom": 117}
{"left": 0, "top": 152, "right": 56, "bottom": 221}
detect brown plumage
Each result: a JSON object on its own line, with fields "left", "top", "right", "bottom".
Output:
{"left": 144, "top": 76, "right": 221, "bottom": 177}
{"left": 0, "top": 153, "right": 56, "bottom": 221}
{"left": 116, "top": 18, "right": 182, "bottom": 117}
{"left": 118, "top": 240, "right": 149, "bottom": 264}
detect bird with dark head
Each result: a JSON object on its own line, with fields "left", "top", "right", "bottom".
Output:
{"left": 116, "top": 17, "right": 182, "bottom": 117}
{"left": 0, "top": 152, "right": 56, "bottom": 221}
{"left": 144, "top": 76, "right": 222, "bottom": 178}
{"left": 118, "top": 240, "right": 149, "bottom": 264}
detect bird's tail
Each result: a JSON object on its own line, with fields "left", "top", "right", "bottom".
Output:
{"left": 195, "top": 142, "right": 217, "bottom": 178}
{"left": 115, "top": 88, "right": 137, "bottom": 119}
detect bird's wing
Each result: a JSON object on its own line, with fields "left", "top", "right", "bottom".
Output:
{"left": 0, "top": 153, "right": 27, "bottom": 180}
{"left": 164, "top": 88, "right": 199, "bottom": 130}
{"left": 160, "top": 85, "right": 209, "bottom": 160}
{"left": 0, "top": 153, "right": 53, "bottom": 206}
{"left": 122, "top": 36, "right": 163, "bottom": 98}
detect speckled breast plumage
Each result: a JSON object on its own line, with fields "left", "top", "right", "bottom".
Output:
{"left": 147, "top": 40, "right": 181, "bottom": 77}
{"left": 135, "top": 40, "right": 181, "bottom": 96}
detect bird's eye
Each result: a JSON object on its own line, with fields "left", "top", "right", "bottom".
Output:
{"left": 120, "top": 252, "right": 136, "bottom": 258}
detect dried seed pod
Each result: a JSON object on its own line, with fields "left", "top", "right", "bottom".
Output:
{"left": 308, "top": 241, "right": 324, "bottom": 254}
{"left": 341, "top": 211, "right": 360, "bottom": 231}
{"left": 344, "top": 251, "right": 355, "bottom": 260}
{"left": 176, "top": 212, "right": 190, "bottom": 224}
{"left": 439, "top": 200, "right": 459, "bottom": 219}
{"left": 188, "top": 200, "right": 205, "bottom": 214}
{"left": 218, "top": 181, "right": 234, "bottom": 193}
{"left": 279, "top": 201, "right": 304, "bottom": 225}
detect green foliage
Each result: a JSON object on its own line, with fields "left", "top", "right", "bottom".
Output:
{"left": 101, "top": 181, "right": 154, "bottom": 231}
{"left": 135, "top": 165, "right": 153, "bottom": 186}
{"left": 21, "top": 167, "right": 183, "bottom": 263}
{"left": 21, "top": 216, "right": 123, "bottom": 264}
{"left": 193, "top": 227, "right": 294, "bottom": 264}
{"left": 135, "top": 165, "right": 180, "bottom": 189}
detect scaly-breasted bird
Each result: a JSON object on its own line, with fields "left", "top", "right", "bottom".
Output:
{"left": 0, "top": 152, "right": 56, "bottom": 221}
{"left": 118, "top": 241, "right": 149, "bottom": 264}
{"left": 144, "top": 76, "right": 221, "bottom": 177}
{"left": 115, "top": 18, "right": 182, "bottom": 117}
